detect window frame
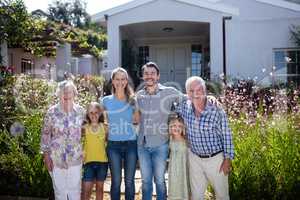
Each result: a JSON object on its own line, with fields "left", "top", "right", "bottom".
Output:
{"left": 273, "top": 48, "right": 300, "bottom": 85}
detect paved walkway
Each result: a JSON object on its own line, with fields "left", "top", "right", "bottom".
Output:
{"left": 91, "top": 169, "right": 213, "bottom": 200}
{"left": 102, "top": 169, "right": 164, "bottom": 199}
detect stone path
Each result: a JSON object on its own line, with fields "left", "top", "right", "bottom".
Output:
{"left": 104, "top": 169, "right": 163, "bottom": 197}
{"left": 89, "top": 169, "right": 163, "bottom": 200}
{"left": 91, "top": 169, "right": 213, "bottom": 200}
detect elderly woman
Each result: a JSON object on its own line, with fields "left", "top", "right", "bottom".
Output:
{"left": 40, "top": 80, "right": 85, "bottom": 200}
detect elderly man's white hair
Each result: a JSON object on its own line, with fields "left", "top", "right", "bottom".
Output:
{"left": 185, "top": 76, "right": 207, "bottom": 94}
{"left": 56, "top": 80, "right": 78, "bottom": 97}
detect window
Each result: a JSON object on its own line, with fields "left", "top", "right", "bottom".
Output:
{"left": 21, "top": 58, "right": 33, "bottom": 74}
{"left": 274, "top": 48, "right": 300, "bottom": 86}
{"left": 138, "top": 46, "right": 149, "bottom": 65}
{"left": 191, "top": 45, "right": 202, "bottom": 76}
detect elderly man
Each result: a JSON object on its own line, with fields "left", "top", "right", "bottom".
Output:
{"left": 177, "top": 76, "right": 234, "bottom": 200}
{"left": 41, "top": 80, "right": 85, "bottom": 200}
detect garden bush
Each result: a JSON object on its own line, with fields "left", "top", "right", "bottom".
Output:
{"left": 222, "top": 81, "right": 300, "bottom": 199}
{"left": 0, "top": 113, "right": 52, "bottom": 197}
{"left": 0, "top": 74, "right": 299, "bottom": 199}
{"left": 229, "top": 115, "right": 300, "bottom": 199}
{"left": 0, "top": 74, "right": 104, "bottom": 198}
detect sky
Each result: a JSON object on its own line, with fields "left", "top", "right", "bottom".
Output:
{"left": 23, "top": 0, "right": 300, "bottom": 14}
{"left": 23, "top": 0, "right": 132, "bottom": 15}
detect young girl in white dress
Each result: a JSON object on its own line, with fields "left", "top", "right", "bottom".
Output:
{"left": 168, "top": 113, "right": 190, "bottom": 200}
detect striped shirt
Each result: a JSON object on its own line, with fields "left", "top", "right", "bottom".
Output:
{"left": 177, "top": 99, "right": 234, "bottom": 160}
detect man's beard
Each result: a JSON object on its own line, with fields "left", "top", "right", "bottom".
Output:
{"left": 145, "top": 79, "right": 157, "bottom": 85}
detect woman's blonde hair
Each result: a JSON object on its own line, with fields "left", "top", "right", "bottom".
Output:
{"left": 111, "top": 67, "right": 135, "bottom": 103}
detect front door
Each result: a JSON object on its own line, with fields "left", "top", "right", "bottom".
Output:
{"left": 150, "top": 45, "right": 189, "bottom": 91}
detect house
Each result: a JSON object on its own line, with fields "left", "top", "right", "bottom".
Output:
{"left": 5, "top": 44, "right": 103, "bottom": 80}
{"left": 7, "top": 48, "right": 56, "bottom": 79}
{"left": 92, "top": 0, "right": 300, "bottom": 89}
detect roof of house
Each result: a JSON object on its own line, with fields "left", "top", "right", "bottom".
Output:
{"left": 256, "top": 0, "right": 300, "bottom": 11}
{"left": 92, "top": 0, "right": 300, "bottom": 22}
{"left": 91, "top": 0, "right": 239, "bottom": 22}
{"left": 285, "top": 0, "right": 300, "bottom": 5}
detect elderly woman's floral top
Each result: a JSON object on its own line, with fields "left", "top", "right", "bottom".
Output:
{"left": 41, "top": 103, "right": 85, "bottom": 169}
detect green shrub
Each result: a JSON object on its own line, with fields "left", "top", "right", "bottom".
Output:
{"left": 14, "top": 74, "right": 57, "bottom": 113}
{"left": 1, "top": 74, "right": 299, "bottom": 199}
{"left": 229, "top": 115, "right": 300, "bottom": 199}
{"left": 0, "top": 113, "right": 52, "bottom": 197}
{"left": 0, "top": 74, "right": 104, "bottom": 197}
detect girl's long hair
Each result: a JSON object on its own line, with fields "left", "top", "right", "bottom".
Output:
{"left": 84, "top": 102, "right": 104, "bottom": 125}
{"left": 111, "top": 67, "right": 135, "bottom": 103}
{"left": 168, "top": 113, "right": 186, "bottom": 139}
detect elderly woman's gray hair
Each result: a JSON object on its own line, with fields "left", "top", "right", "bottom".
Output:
{"left": 56, "top": 80, "right": 78, "bottom": 97}
{"left": 185, "top": 76, "right": 207, "bottom": 94}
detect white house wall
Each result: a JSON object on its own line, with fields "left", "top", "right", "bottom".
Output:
{"left": 77, "top": 56, "right": 102, "bottom": 75}
{"left": 8, "top": 48, "right": 55, "bottom": 78}
{"left": 224, "top": 0, "right": 300, "bottom": 20}
{"left": 103, "top": 0, "right": 300, "bottom": 82}
{"left": 34, "top": 57, "right": 56, "bottom": 78}
{"left": 107, "top": 0, "right": 228, "bottom": 78}
{"left": 224, "top": 0, "right": 300, "bottom": 82}
{"left": 134, "top": 36, "right": 206, "bottom": 46}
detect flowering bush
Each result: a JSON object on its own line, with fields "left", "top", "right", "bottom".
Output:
{"left": 0, "top": 113, "right": 52, "bottom": 197}
{"left": 0, "top": 74, "right": 104, "bottom": 198}
{"left": 229, "top": 114, "right": 300, "bottom": 199}
{"left": 220, "top": 80, "right": 300, "bottom": 122}
{"left": 216, "top": 80, "right": 300, "bottom": 199}
{"left": 0, "top": 74, "right": 299, "bottom": 198}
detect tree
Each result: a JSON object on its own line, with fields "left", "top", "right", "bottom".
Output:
{"left": 290, "top": 25, "right": 300, "bottom": 47}
{"left": 0, "top": 0, "right": 39, "bottom": 47}
{"left": 71, "top": 0, "right": 90, "bottom": 28}
{"left": 47, "top": 0, "right": 90, "bottom": 28}
{"left": 0, "top": 0, "right": 106, "bottom": 58}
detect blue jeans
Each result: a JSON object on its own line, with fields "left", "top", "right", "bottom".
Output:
{"left": 107, "top": 140, "right": 138, "bottom": 200}
{"left": 138, "top": 142, "right": 169, "bottom": 200}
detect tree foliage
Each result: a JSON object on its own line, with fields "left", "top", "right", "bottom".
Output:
{"left": 290, "top": 25, "right": 300, "bottom": 47}
{"left": 47, "top": 0, "right": 91, "bottom": 28}
{"left": 0, "top": 0, "right": 42, "bottom": 47}
{"left": 0, "top": 0, "right": 107, "bottom": 58}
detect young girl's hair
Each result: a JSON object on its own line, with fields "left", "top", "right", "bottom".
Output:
{"left": 85, "top": 102, "right": 105, "bottom": 124}
{"left": 168, "top": 113, "right": 186, "bottom": 137}
{"left": 111, "top": 67, "right": 135, "bottom": 103}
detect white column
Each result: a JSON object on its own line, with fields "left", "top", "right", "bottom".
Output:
{"left": 107, "top": 22, "right": 121, "bottom": 76}
{"left": 78, "top": 55, "right": 93, "bottom": 75}
{"left": 55, "top": 43, "right": 72, "bottom": 81}
{"left": 71, "top": 57, "right": 79, "bottom": 75}
{"left": 1, "top": 40, "right": 8, "bottom": 66}
{"left": 210, "top": 19, "right": 223, "bottom": 81}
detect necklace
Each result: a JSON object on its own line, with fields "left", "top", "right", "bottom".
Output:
{"left": 90, "top": 124, "right": 101, "bottom": 133}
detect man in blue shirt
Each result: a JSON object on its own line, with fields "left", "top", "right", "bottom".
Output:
{"left": 177, "top": 76, "right": 234, "bottom": 200}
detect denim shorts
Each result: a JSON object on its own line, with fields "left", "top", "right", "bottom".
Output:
{"left": 82, "top": 162, "right": 108, "bottom": 182}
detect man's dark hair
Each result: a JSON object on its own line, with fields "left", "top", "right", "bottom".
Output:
{"left": 141, "top": 62, "right": 160, "bottom": 75}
